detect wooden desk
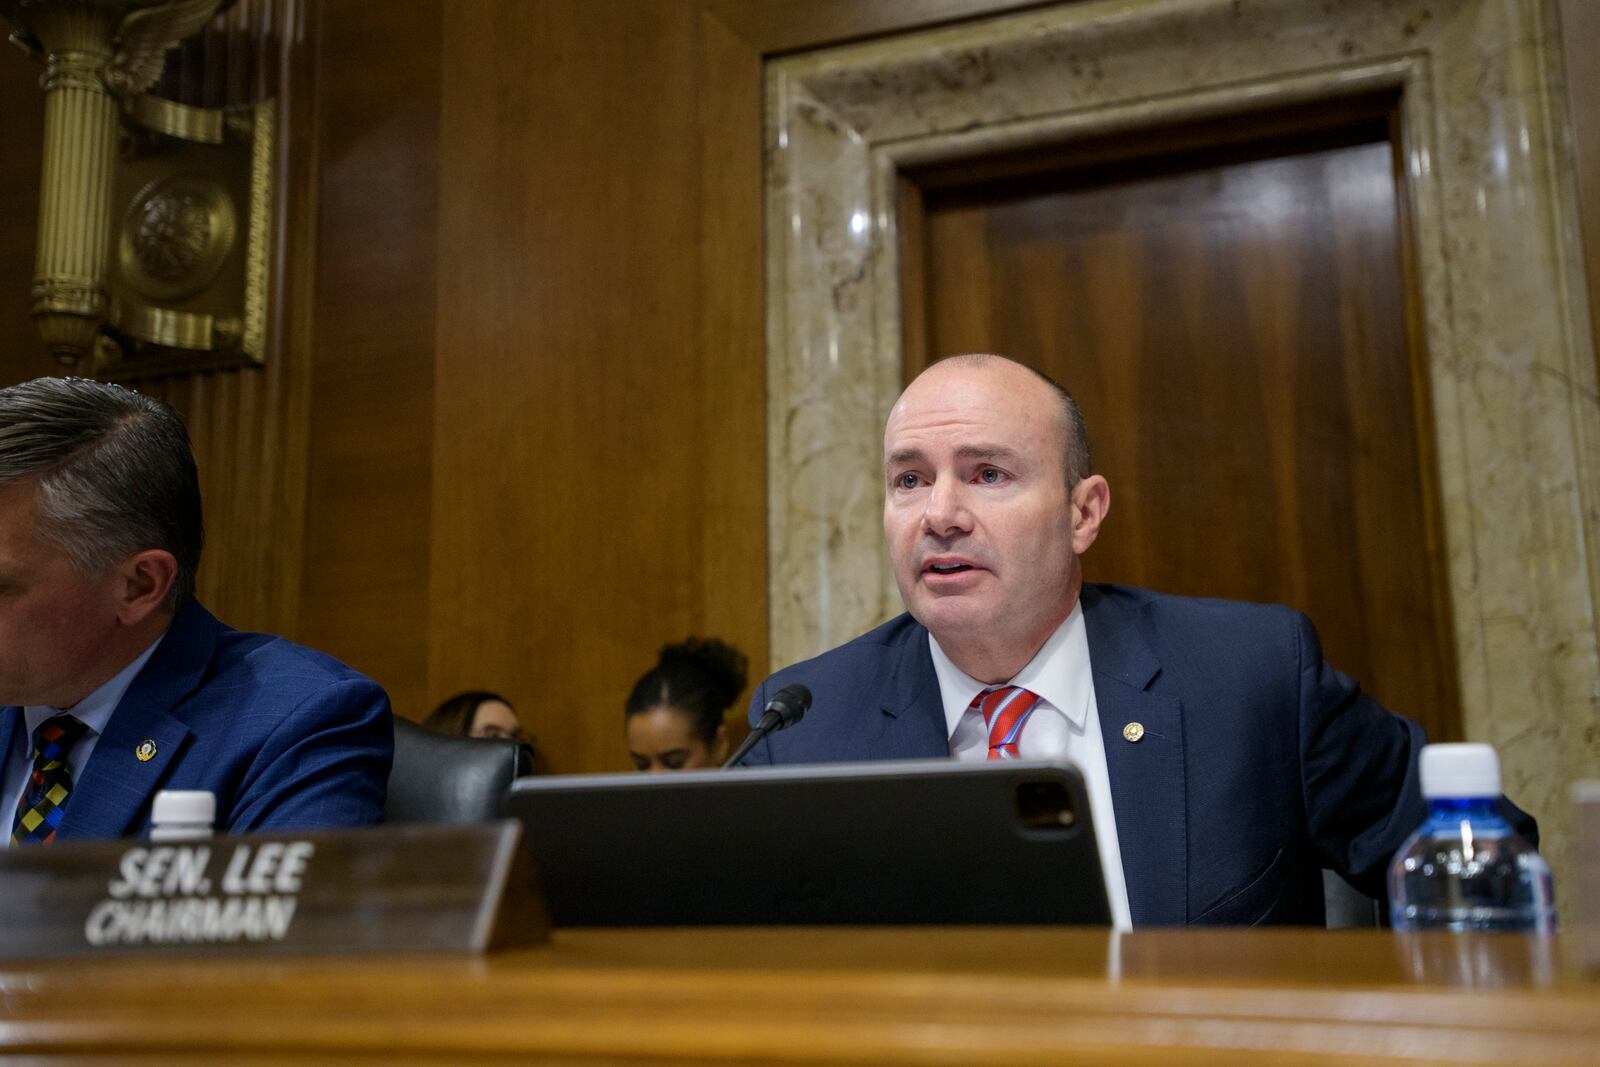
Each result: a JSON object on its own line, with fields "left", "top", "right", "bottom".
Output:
{"left": 1, "top": 928, "right": 1594, "bottom": 1064}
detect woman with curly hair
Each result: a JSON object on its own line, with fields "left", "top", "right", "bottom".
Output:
{"left": 624, "top": 637, "right": 747, "bottom": 771}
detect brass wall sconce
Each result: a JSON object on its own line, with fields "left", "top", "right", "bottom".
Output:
{"left": 4, "top": 0, "right": 273, "bottom": 379}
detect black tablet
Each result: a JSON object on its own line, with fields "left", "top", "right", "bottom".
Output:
{"left": 502, "top": 758, "right": 1109, "bottom": 926}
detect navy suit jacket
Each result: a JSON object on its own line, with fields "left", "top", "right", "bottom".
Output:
{"left": 745, "top": 584, "right": 1528, "bottom": 926}
{"left": 2, "top": 599, "right": 393, "bottom": 840}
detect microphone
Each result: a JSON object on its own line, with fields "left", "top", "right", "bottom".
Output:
{"left": 723, "top": 684, "right": 811, "bottom": 768}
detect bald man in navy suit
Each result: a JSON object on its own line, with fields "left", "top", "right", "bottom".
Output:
{"left": 744, "top": 354, "right": 1532, "bottom": 927}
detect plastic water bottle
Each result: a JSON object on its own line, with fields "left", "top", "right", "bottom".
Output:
{"left": 1389, "top": 743, "right": 1555, "bottom": 932}
{"left": 149, "top": 790, "right": 216, "bottom": 842}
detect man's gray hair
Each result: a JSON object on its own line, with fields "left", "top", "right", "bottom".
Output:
{"left": 938, "top": 353, "right": 1093, "bottom": 486}
{"left": 0, "top": 377, "right": 203, "bottom": 608}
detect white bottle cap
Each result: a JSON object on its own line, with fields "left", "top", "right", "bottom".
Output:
{"left": 1419, "top": 743, "right": 1501, "bottom": 798}
{"left": 151, "top": 789, "right": 216, "bottom": 827}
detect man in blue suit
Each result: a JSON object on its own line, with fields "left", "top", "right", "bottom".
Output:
{"left": 0, "top": 377, "right": 391, "bottom": 842}
{"left": 745, "top": 354, "right": 1528, "bottom": 926}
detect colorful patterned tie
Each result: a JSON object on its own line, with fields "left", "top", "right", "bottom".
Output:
{"left": 12, "top": 714, "right": 89, "bottom": 845}
{"left": 973, "top": 686, "right": 1041, "bottom": 760}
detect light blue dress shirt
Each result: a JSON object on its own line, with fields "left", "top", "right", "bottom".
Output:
{"left": 2, "top": 635, "right": 165, "bottom": 846}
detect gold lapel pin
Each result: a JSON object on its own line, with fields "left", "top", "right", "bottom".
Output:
{"left": 1122, "top": 722, "right": 1145, "bottom": 743}
{"left": 135, "top": 739, "right": 157, "bottom": 762}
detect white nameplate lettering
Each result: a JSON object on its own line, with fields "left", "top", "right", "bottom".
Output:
{"left": 87, "top": 840, "right": 311, "bottom": 946}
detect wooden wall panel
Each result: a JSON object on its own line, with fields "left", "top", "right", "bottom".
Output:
{"left": 296, "top": 0, "right": 441, "bottom": 721}
{"left": 427, "top": 1, "right": 739, "bottom": 772}
{"left": 699, "top": 14, "right": 771, "bottom": 703}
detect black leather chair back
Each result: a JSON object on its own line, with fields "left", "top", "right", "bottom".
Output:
{"left": 1322, "top": 869, "right": 1387, "bottom": 928}
{"left": 385, "top": 717, "right": 531, "bottom": 825}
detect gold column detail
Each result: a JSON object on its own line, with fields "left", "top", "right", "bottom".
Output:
{"left": 23, "top": 3, "right": 119, "bottom": 362}
{"left": 4, "top": 0, "right": 225, "bottom": 365}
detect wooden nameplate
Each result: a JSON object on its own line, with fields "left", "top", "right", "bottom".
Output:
{"left": 0, "top": 819, "right": 548, "bottom": 958}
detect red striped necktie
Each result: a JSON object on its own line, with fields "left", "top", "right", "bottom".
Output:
{"left": 972, "top": 686, "right": 1041, "bottom": 760}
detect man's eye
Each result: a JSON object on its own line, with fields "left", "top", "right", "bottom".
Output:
{"left": 977, "top": 468, "right": 1005, "bottom": 484}
{"left": 895, "top": 473, "right": 921, "bottom": 490}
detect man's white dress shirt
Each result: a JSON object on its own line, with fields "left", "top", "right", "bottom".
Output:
{"left": 930, "top": 601, "right": 1133, "bottom": 929}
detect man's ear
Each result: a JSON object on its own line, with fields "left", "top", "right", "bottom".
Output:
{"left": 114, "top": 549, "right": 178, "bottom": 626}
{"left": 1070, "top": 475, "right": 1110, "bottom": 556}
{"left": 711, "top": 723, "right": 731, "bottom": 764}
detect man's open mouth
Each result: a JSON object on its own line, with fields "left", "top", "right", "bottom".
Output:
{"left": 927, "top": 562, "right": 974, "bottom": 574}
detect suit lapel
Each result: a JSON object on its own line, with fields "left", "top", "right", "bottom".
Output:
{"left": 874, "top": 622, "right": 949, "bottom": 759}
{"left": 0, "top": 708, "right": 21, "bottom": 774}
{"left": 59, "top": 701, "right": 190, "bottom": 840}
{"left": 0, "top": 709, "right": 20, "bottom": 833}
{"left": 1083, "top": 587, "right": 1189, "bottom": 926}
{"left": 58, "top": 602, "right": 219, "bottom": 841}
